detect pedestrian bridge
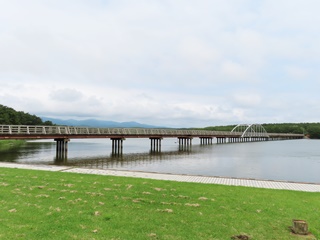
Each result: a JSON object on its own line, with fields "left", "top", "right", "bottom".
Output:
{"left": 0, "top": 124, "right": 304, "bottom": 157}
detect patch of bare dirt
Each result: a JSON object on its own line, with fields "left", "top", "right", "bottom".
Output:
{"left": 231, "top": 234, "right": 250, "bottom": 240}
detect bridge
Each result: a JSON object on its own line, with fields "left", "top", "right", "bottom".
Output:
{"left": 0, "top": 124, "right": 304, "bottom": 158}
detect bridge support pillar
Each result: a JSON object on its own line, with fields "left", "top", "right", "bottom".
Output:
{"left": 111, "top": 138, "right": 125, "bottom": 156}
{"left": 150, "top": 137, "right": 162, "bottom": 153}
{"left": 55, "top": 138, "right": 70, "bottom": 160}
{"left": 217, "top": 137, "right": 226, "bottom": 144}
{"left": 178, "top": 137, "right": 192, "bottom": 151}
{"left": 200, "top": 137, "right": 213, "bottom": 145}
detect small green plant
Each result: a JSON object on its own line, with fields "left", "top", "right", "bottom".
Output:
{"left": 0, "top": 140, "right": 25, "bottom": 152}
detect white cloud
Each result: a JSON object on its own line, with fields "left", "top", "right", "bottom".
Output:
{"left": 285, "top": 66, "right": 310, "bottom": 80}
{"left": 221, "top": 61, "right": 251, "bottom": 81}
{"left": 232, "top": 93, "right": 262, "bottom": 107}
{"left": 1, "top": 0, "right": 320, "bottom": 127}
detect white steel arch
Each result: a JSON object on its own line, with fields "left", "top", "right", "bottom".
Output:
{"left": 231, "top": 124, "right": 269, "bottom": 138}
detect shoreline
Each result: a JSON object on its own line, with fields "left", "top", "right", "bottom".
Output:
{"left": 1, "top": 162, "right": 319, "bottom": 192}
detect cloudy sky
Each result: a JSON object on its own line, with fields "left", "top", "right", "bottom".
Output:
{"left": 1, "top": 0, "right": 320, "bottom": 127}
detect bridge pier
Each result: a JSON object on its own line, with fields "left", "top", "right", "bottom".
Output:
{"left": 178, "top": 137, "right": 192, "bottom": 151}
{"left": 54, "top": 138, "right": 69, "bottom": 160}
{"left": 200, "top": 137, "right": 213, "bottom": 145}
{"left": 111, "top": 138, "right": 125, "bottom": 156}
{"left": 217, "top": 137, "right": 226, "bottom": 144}
{"left": 150, "top": 137, "right": 162, "bottom": 153}
{"left": 228, "top": 137, "right": 239, "bottom": 143}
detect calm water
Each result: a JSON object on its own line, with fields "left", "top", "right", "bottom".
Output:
{"left": 1, "top": 138, "right": 319, "bottom": 183}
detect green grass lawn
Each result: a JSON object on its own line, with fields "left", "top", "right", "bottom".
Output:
{"left": 0, "top": 167, "right": 319, "bottom": 239}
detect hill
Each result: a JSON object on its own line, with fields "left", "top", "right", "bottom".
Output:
{"left": 0, "top": 104, "right": 53, "bottom": 125}
{"left": 0, "top": 104, "right": 162, "bottom": 128}
{"left": 41, "top": 117, "right": 163, "bottom": 128}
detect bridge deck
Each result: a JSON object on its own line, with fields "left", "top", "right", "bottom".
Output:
{"left": 0, "top": 125, "right": 304, "bottom": 140}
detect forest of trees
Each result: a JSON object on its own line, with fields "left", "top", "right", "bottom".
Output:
{"left": 0, "top": 104, "right": 53, "bottom": 126}
{"left": 264, "top": 123, "right": 320, "bottom": 139}
{"left": 202, "top": 123, "right": 320, "bottom": 139}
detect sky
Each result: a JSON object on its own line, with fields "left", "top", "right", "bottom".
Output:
{"left": 1, "top": 0, "right": 320, "bottom": 128}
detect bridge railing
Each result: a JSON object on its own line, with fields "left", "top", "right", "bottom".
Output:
{"left": 0, "top": 125, "right": 238, "bottom": 137}
{"left": 268, "top": 133, "right": 304, "bottom": 138}
{"left": 0, "top": 125, "right": 304, "bottom": 139}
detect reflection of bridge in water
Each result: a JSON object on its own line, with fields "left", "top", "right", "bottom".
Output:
{"left": 1, "top": 124, "right": 304, "bottom": 161}
{"left": 55, "top": 148, "right": 197, "bottom": 169}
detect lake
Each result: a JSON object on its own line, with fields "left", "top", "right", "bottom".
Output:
{"left": 0, "top": 138, "right": 319, "bottom": 184}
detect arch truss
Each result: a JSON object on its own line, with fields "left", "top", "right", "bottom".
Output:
{"left": 231, "top": 124, "right": 269, "bottom": 138}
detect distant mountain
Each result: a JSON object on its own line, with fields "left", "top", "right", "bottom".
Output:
{"left": 41, "top": 117, "right": 164, "bottom": 128}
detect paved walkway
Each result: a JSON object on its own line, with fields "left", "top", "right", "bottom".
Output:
{"left": 1, "top": 162, "right": 319, "bottom": 192}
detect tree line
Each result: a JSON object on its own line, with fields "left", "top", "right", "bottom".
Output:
{"left": 201, "top": 123, "right": 320, "bottom": 139}
{"left": 0, "top": 104, "right": 53, "bottom": 126}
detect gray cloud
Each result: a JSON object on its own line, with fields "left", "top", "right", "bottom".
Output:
{"left": 49, "top": 89, "right": 84, "bottom": 102}
{"left": 1, "top": 0, "right": 320, "bottom": 127}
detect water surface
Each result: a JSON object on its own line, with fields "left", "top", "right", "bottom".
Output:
{"left": 1, "top": 138, "right": 319, "bottom": 183}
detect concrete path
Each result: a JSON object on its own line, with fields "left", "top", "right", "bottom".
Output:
{"left": 1, "top": 162, "right": 319, "bottom": 192}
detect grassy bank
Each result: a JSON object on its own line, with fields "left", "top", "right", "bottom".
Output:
{"left": 0, "top": 168, "right": 319, "bottom": 239}
{"left": 0, "top": 140, "right": 25, "bottom": 151}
